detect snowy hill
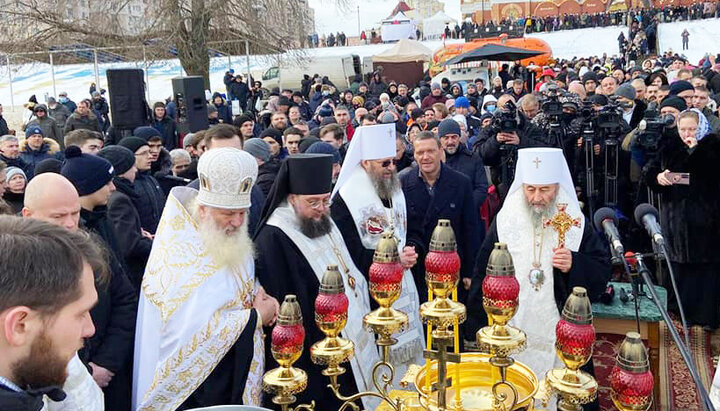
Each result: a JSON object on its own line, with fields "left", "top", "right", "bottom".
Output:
{"left": 0, "top": 19, "right": 717, "bottom": 112}
{"left": 656, "top": 18, "right": 720, "bottom": 64}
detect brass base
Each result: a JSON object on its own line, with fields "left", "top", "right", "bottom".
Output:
{"left": 414, "top": 352, "right": 539, "bottom": 410}
{"left": 262, "top": 366, "right": 308, "bottom": 397}
{"left": 420, "top": 298, "right": 467, "bottom": 332}
{"left": 545, "top": 368, "right": 598, "bottom": 410}
{"left": 310, "top": 336, "right": 354, "bottom": 376}
{"left": 363, "top": 307, "right": 409, "bottom": 344}
{"left": 476, "top": 324, "right": 527, "bottom": 357}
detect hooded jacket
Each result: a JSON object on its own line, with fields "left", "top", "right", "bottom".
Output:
{"left": 19, "top": 138, "right": 64, "bottom": 174}
{"left": 480, "top": 95, "right": 498, "bottom": 115}
{"left": 26, "top": 115, "right": 63, "bottom": 147}
{"left": 132, "top": 170, "right": 166, "bottom": 234}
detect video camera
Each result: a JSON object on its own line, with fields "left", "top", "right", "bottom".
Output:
{"left": 596, "top": 98, "right": 625, "bottom": 132}
{"left": 540, "top": 85, "right": 564, "bottom": 118}
{"left": 636, "top": 103, "right": 675, "bottom": 152}
{"left": 490, "top": 100, "right": 519, "bottom": 134}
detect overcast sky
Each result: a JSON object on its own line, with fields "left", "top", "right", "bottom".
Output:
{"left": 307, "top": 0, "right": 462, "bottom": 37}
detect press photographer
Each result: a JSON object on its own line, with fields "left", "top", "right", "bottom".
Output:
{"left": 475, "top": 94, "right": 554, "bottom": 199}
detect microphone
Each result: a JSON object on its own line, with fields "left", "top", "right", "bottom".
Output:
{"left": 634, "top": 203, "right": 664, "bottom": 247}
{"left": 600, "top": 284, "right": 615, "bottom": 305}
{"left": 593, "top": 208, "right": 624, "bottom": 263}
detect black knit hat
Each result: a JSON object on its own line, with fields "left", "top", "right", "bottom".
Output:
{"left": 34, "top": 158, "right": 63, "bottom": 175}
{"left": 133, "top": 126, "right": 163, "bottom": 142}
{"left": 97, "top": 145, "right": 135, "bottom": 176}
{"left": 60, "top": 146, "right": 114, "bottom": 196}
{"left": 118, "top": 136, "right": 149, "bottom": 153}
{"left": 659, "top": 96, "right": 687, "bottom": 112}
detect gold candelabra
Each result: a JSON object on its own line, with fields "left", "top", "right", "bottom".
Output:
{"left": 262, "top": 217, "right": 601, "bottom": 411}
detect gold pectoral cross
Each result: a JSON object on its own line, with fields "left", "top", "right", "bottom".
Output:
{"left": 543, "top": 203, "right": 581, "bottom": 248}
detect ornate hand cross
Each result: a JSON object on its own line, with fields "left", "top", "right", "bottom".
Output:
{"left": 543, "top": 203, "right": 581, "bottom": 248}
{"left": 423, "top": 336, "right": 461, "bottom": 410}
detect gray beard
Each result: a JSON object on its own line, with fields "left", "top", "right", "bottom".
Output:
{"left": 298, "top": 214, "right": 333, "bottom": 238}
{"left": 527, "top": 199, "right": 557, "bottom": 228}
{"left": 370, "top": 171, "right": 400, "bottom": 200}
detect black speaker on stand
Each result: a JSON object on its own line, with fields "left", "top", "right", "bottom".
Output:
{"left": 106, "top": 69, "right": 150, "bottom": 131}
{"left": 172, "top": 76, "right": 208, "bottom": 134}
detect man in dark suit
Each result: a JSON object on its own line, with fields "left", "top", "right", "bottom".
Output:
{"left": 399, "top": 131, "right": 482, "bottom": 303}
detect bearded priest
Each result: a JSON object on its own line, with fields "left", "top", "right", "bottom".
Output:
{"left": 133, "top": 148, "right": 278, "bottom": 410}
{"left": 329, "top": 123, "right": 425, "bottom": 382}
{"left": 466, "top": 148, "right": 610, "bottom": 408}
{"left": 255, "top": 154, "right": 380, "bottom": 410}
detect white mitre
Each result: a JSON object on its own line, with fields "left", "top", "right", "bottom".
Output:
{"left": 508, "top": 147, "right": 578, "bottom": 210}
{"left": 197, "top": 147, "right": 258, "bottom": 209}
{"left": 331, "top": 123, "right": 396, "bottom": 199}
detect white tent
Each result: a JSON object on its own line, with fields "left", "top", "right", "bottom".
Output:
{"left": 381, "top": 11, "right": 417, "bottom": 42}
{"left": 373, "top": 39, "right": 433, "bottom": 63}
{"left": 422, "top": 11, "right": 458, "bottom": 40}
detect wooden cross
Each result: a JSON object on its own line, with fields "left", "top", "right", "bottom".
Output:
{"left": 423, "top": 337, "right": 461, "bottom": 410}
{"left": 543, "top": 203, "right": 581, "bottom": 248}
{"left": 533, "top": 157, "right": 542, "bottom": 169}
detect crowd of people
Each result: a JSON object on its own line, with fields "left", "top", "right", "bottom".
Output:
{"left": 1, "top": 20, "right": 720, "bottom": 411}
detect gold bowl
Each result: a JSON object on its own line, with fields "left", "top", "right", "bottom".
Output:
{"left": 413, "top": 352, "right": 539, "bottom": 410}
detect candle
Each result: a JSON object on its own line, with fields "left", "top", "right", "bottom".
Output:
{"left": 425, "top": 288, "right": 433, "bottom": 393}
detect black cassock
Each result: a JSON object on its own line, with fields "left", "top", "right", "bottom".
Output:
{"left": 330, "top": 194, "right": 381, "bottom": 277}
{"left": 465, "top": 220, "right": 611, "bottom": 411}
{"left": 177, "top": 310, "right": 259, "bottom": 410}
{"left": 255, "top": 225, "right": 360, "bottom": 410}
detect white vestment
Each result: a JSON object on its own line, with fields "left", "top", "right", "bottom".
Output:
{"left": 267, "top": 202, "right": 381, "bottom": 410}
{"left": 132, "top": 187, "right": 264, "bottom": 410}
{"left": 43, "top": 353, "right": 104, "bottom": 411}
{"left": 338, "top": 166, "right": 425, "bottom": 380}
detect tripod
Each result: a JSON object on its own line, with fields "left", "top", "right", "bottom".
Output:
{"left": 582, "top": 126, "right": 597, "bottom": 218}
{"left": 603, "top": 136, "right": 620, "bottom": 209}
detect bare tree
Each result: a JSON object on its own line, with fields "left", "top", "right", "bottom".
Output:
{"left": 0, "top": 0, "right": 337, "bottom": 86}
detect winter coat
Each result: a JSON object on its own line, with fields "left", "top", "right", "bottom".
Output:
{"left": 0, "top": 154, "right": 33, "bottom": 178}
{"left": 214, "top": 101, "right": 233, "bottom": 124}
{"left": 19, "top": 138, "right": 64, "bottom": 174}
{"left": 647, "top": 133, "right": 720, "bottom": 263}
{"left": 229, "top": 81, "right": 250, "bottom": 104}
{"left": 0, "top": 384, "right": 58, "bottom": 411}
{"left": 444, "top": 144, "right": 489, "bottom": 211}
{"left": 107, "top": 177, "right": 153, "bottom": 290}
{"left": 150, "top": 148, "right": 172, "bottom": 176}
{"left": 26, "top": 116, "right": 63, "bottom": 148}
{"left": 0, "top": 115, "right": 8, "bottom": 135}
{"left": 420, "top": 94, "right": 447, "bottom": 109}
{"left": 399, "top": 163, "right": 481, "bottom": 286}
{"left": 48, "top": 104, "right": 72, "bottom": 130}
{"left": 369, "top": 79, "right": 387, "bottom": 97}
{"left": 63, "top": 109, "right": 101, "bottom": 134}
{"left": 78, "top": 207, "right": 137, "bottom": 411}
{"left": 151, "top": 115, "right": 179, "bottom": 150}
{"left": 61, "top": 99, "right": 77, "bottom": 114}
{"left": 132, "top": 171, "right": 166, "bottom": 233}
{"left": 256, "top": 159, "right": 282, "bottom": 199}
{"left": 4, "top": 191, "right": 24, "bottom": 214}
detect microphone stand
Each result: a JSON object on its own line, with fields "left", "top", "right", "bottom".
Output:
{"left": 657, "top": 243, "right": 691, "bottom": 350}
{"left": 621, "top": 254, "right": 641, "bottom": 334}
{"left": 635, "top": 253, "right": 715, "bottom": 411}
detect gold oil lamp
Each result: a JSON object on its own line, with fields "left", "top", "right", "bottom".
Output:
{"left": 420, "top": 219, "right": 466, "bottom": 340}
{"left": 544, "top": 287, "right": 598, "bottom": 411}
{"left": 263, "top": 295, "right": 310, "bottom": 411}
{"left": 476, "top": 243, "right": 527, "bottom": 410}
{"left": 310, "top": 265, "right": 354, "bottom": 378}
{"left": 610, "top": 332, "right": 654, "bottom": 411}
{"left": 363, "top": 230, "right": 409, "bottom": 353}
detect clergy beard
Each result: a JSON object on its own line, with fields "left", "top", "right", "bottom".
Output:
{"left": 526, "top": 197, "right": 557, "bottom": 227}
{"left": 370, "top": 171, "right": 400, "bottom": 200}
{"left": 12, "top": 330, "right": 69, "bottom": 389}
{"left": 196, "top": 213, "right": 255, "bottom": 269}
{"left": 298, "top": 214, "right": 333, "bottom": 239}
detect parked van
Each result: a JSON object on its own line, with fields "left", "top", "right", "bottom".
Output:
{"left": 261, "top": 55, "right": 362, "bottom": 91}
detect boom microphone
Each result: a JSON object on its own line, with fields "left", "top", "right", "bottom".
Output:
{"left": 593, "top": 208, "right": 624, "bottom": 261}
{"left": 634, "top": 203, "right": 665, "bottom": 246}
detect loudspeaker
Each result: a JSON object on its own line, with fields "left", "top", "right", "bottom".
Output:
{"left": 106, "top": 69, "right": 149, "bottom": 129}
{"left": 172, "top": 76, "right": 208, "bottom": 133}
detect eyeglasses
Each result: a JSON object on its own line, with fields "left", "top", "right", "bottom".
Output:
{"left": 135, "top": 150, "right": 151, "bottom": 157}
{"left": 379, "top": 159, "right": 400, "bottom": 168}
{"left": 305, "top": 197, "right": 331, "bottom": 210}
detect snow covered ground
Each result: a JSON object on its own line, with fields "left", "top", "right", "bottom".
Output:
{"left": 0, "top": 19, "right": 716, "bottom": 116}
{"left": 656, "top": 18, "right": 720, "bottom": 64}
{"left": 528, "top": 25, "right": 628, "bottom": 59}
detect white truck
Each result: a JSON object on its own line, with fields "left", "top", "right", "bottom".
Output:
{"left": 260, "top": 54, "right": 362, "bottom": 91}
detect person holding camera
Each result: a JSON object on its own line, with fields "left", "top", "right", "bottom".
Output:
{"left": 645, "top": 108, "right": 720, "bottom": 329}
{"left": 475, "top": 94, "right": 554, "bottom": 198}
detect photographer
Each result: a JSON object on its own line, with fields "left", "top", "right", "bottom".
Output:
{"left": 645, "top": 108, "right": 720, "bottom": 329}
{"left": 532, "top": 90, "right": 584, "bottom": 178}
{"left": 475, "top": 94, "right": 553, "bottom": 198}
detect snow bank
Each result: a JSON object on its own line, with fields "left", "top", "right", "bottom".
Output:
{"left": 656, "top": 18, "right": 720, "bottom": 65}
